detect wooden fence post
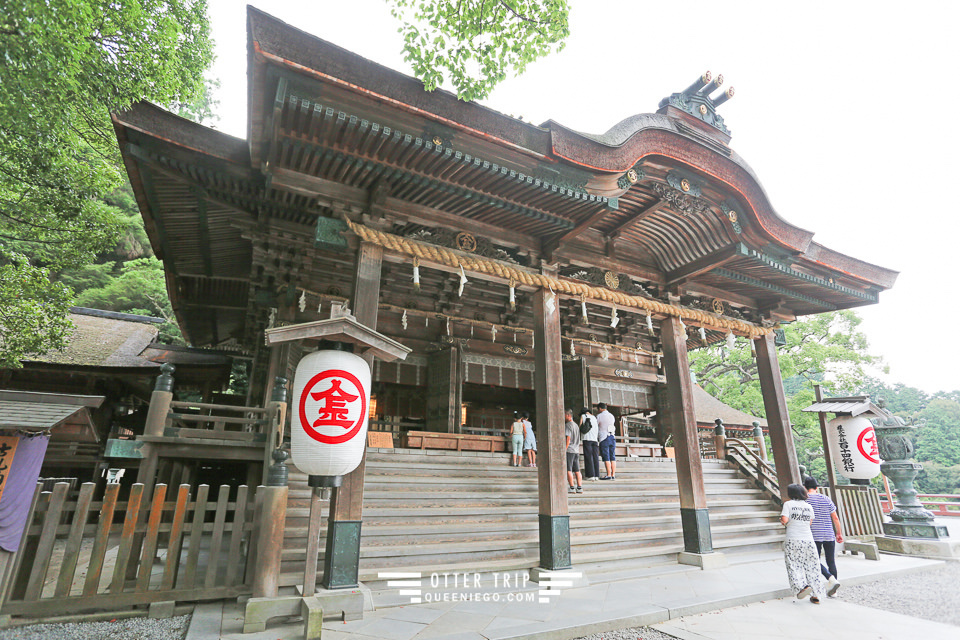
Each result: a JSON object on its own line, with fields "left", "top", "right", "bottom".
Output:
{"left": 252, "top": 450, "right": 289, "bottom": 598}
{"left": 753, "top": 421, "right": 767, "bottom": 461}
{"left": 713, "top": 419, "right": 726, "bottom": 460}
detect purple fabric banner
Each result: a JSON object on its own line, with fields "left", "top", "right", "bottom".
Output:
{"left": 0, "top": 435, "right": 50, "bottom": 552}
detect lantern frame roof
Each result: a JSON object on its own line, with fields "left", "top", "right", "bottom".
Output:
{"left": 801, "top": 395, "right": 888, "bottom": 418}
{"left": 264, "top": 316, "right": 411, "bottom": 362}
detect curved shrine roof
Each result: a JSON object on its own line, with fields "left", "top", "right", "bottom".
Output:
{"left": 109, "top": 7, "right": 897, "bottom": 349}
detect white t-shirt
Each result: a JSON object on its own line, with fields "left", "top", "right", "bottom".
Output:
{"left": 780, "top": 499, "right": 815, "bottom": 542}
{"left": 596, "top": 410, "right": 615, "bottom": 440}
{"left": 581, "top": 414, "right": 599, "bottom": 442}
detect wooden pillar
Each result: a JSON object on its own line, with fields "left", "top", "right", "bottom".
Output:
{"left": 533, "top": 287, "right": 571, "bottom": 570}
{"left": 425, "top": 347, "right": 462, "bottom": 432}
{"left": 136, "top": 364, "right": 176, "bottom": 489}
{"left": 755, "top": 333, "right": 801, "bottom": 500}
{"left": 814, "top": 384, "right": 840, "bottom": 510}
{"left": 251, "top": 484, "right": 289, "bottom": 598}
{"left": 322, "top": 242, "right": 382, "bottom": 589}
{"left": 660, "top": 317, "right": 713, "bottom": 555}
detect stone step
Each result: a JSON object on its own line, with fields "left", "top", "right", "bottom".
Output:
{"left": 278, "top": 555, "right": 541, "bottom": 588}
{"left": 279, "top": 453, "right": 782, "bottom": 586}
{"left": 357, "top": 463, "right": 743, "bottom": 478}
{"left": 281, "top": 509, "right": 778, "bottom": 548}
{"left": 281, "top": 497, "right": 775, "bottom": 529}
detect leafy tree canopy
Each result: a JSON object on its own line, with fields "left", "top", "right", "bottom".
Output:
{"left": 0, "top": 0, "right": 213, "bottom": 366}
{"left": 74, "top": 257, "right": 182, "bottom": 344}
{"left": 690, "top": 310, "right": 884, "bottom": 480}
{"left": 388, "top": 0, "right": 570, "bottom": 101}
{"left": 915, "top": 398, "right": 960, "bottom": 467}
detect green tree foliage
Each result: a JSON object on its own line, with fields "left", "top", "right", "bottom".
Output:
{"left": 387, "top": 0, "right": 570, "bottom": 101}
{"left": 690, "top": 310, "right": 883, "bottom": 478}
{"left": 0, "top": 0, "right": 213, "bottom": 365}
{"left": 915, "top": 398, "right": 960, "bottom": 467}
{"left": 859, "top": 378, "right": 929, "bottom": 416}
{"left": 0, "top": 255, "right": 74, "bottom": 368}
{"left": 914, "top": 462, "right": 960, "bottom": 495}
{"left": 74, "top": 257, "right": 182, "bottom": 344}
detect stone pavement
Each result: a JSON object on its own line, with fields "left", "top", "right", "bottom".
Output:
{"left": 653, "top": 596, "right": 958, "bottom": 640}
{"left": 186, "top": 549, "right": 947, "bottom": 640}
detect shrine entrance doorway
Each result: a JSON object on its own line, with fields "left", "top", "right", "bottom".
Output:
{"left": 461, "top": 383, "right": 535, "bottom": 437}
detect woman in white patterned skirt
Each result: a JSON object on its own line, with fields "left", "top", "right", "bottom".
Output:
{"left": 780, "top": 483, "right": 826, "bottom": 604}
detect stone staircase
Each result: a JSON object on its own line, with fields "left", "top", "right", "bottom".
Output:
{"left": 279, "top": 449, "right": 783, "bottom": 588}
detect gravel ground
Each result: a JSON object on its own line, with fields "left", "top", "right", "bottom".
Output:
{"left": 570, "top": 561, "right": 960, "bottom": 640}
{"left": 0, "top": 614, "right": 189, "bottom": 640}
{"left": 839, "top": 560, "right": 960, "bottom": 627}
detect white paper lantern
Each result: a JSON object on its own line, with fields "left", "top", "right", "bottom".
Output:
{"left": 826, "top": 415, "right": 881, "bottom": 480}
{"left": 291, "top": 350, "right": 371, "bottom": 481}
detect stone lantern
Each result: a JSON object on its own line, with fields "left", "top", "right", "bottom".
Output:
{"left": 873, "top": 407, "right": 949, "bottom": 540}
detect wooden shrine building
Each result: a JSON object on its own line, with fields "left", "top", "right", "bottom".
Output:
{"left": 110, "top": 7, "right": 897, "bottom": 584}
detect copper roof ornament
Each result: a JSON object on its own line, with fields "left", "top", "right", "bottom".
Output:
{"left": 659, "top": 71, "right": 736, "bottom": 135}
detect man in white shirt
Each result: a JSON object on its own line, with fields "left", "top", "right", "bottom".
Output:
{"left": 596, "top": 403, "right": 617, "bottom": 480}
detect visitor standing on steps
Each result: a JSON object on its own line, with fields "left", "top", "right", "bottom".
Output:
{"left": 509, "top": 412, "right": 524, "bottom": 467}
{"left": 579, "top": 407, "right": 600, "bottom": 481}
{"left": 804, "top": 476, "right": 844, "bottom": 596}
{"left": 596, "top": 403, "right": 617, "bottom": 480}
{"left": 780, "top": 483, "right": 826, "bottom": 604}
{"left": 522, "top": 411, "right": 537, "bottom": 467}
{"left": 564, "top": 408, "right": 582, "bottom": 493}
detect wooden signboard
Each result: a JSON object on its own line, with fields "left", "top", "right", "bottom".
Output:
{"left": 562, "top": 358, "right": 591, "bottom": 414}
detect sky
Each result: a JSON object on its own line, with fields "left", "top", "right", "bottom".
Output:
{"left": 206, "top": 0, "right": 960, "bottom": 394}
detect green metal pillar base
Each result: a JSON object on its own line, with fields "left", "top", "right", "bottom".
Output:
{"left": 538, "top": 514, "right": 571, "bottom": 570}
{"left": 680, "top": 508, "right": 714, "bottom": 554}
{"left": 321, "top": 520, "right": 361, "bottom": 589}
{"left": 882, "top": 522, "right": 950, "bottom": 539}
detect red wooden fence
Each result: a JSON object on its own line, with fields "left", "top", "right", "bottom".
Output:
{"left": 879, "top": 493, "right": 960, "bottom": 517}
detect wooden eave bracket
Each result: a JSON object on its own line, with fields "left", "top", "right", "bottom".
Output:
{"left": 264, "top": 316, "right": 411, "bottom": 362}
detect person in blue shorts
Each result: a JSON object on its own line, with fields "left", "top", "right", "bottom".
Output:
{"left": 596, "top": 403, "right": 617, "bottom": 479}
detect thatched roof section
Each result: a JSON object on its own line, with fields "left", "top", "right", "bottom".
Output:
{"left": 693, "top": 384, "right": 767, "bottom": 428}
{"left": 27, "top": 309, "right": 161, "bottom": 368}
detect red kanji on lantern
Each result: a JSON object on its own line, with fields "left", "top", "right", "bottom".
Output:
{"left": 298, "top": 369, "right": 367, "bottom": 445}
{"left": 310, "top": 379, "right": 359, "bottom": 429}
{"left": 857, "top": 427, "right": 880, "bottom": 464}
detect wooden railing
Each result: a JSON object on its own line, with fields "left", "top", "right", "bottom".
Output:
{"left": 880, "top": 493, "right": 960, "bottom": 516}
{"left": 402, "top": 431, "right": 508, "bottom": 452}
{"left": 821, "top": 485, "right": 885, "bottom": 536}
{"left": 616, "top": 435, "right": 664, "bottom": 457}
{"left": 2, "top": 481, "right": 258, "bottom": 618}
{"left": 724, "top": 437, "right": 780, "bottom": 501}
{"left": 699, "top": 427, "right": 762, "bottom": 460}
{"left": 165, "top": 401, "right": 272, "bottom": 443}
{"left": 42, "top": 442, "right": 102, "bottom": 467}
